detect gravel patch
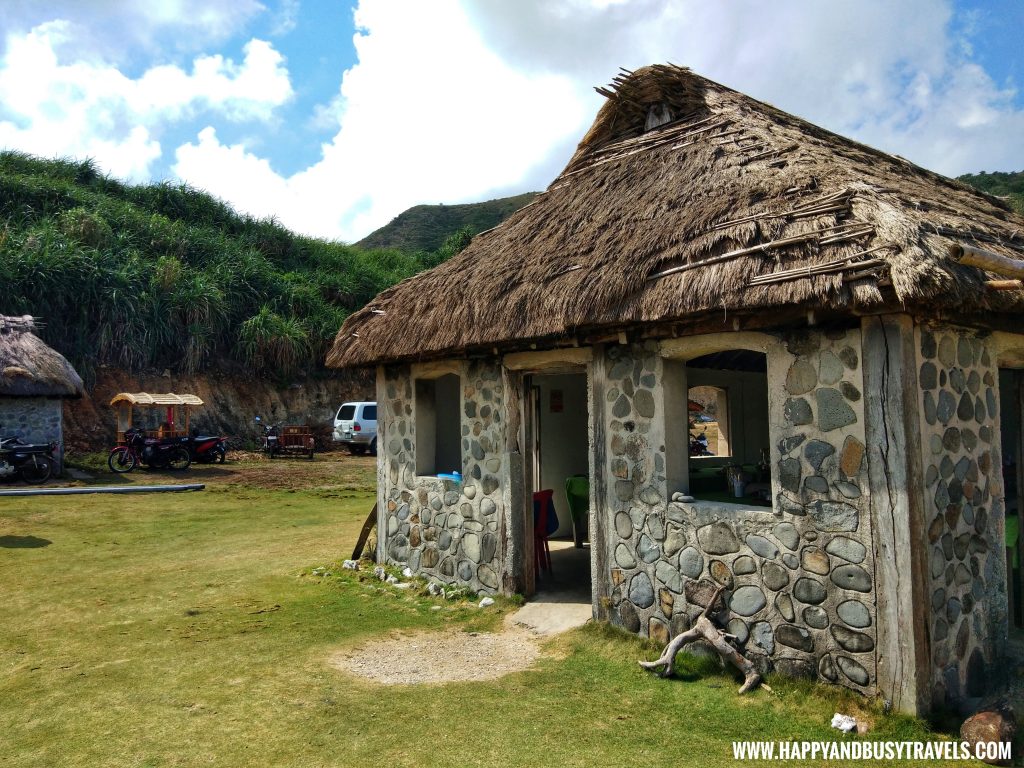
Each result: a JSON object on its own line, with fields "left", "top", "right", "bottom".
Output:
{"left": 329, "top": 625, "right": 543, "bottom": 685}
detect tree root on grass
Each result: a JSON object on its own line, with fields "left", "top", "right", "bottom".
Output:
{"left": 639, "top": 584, "right": 763, "bottom": 694}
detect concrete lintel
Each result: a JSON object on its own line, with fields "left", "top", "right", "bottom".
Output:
{"left": 410, "top": 359, "right": 463, "bottom": 379}
{"left": 503, "top": 348, "right": 592, "bottom": 371}
{"left": 990, "top": 330, "right": 1024, "bottom": 368}
{"left": 659, "top": 330, "right": 778, "bottom": 360}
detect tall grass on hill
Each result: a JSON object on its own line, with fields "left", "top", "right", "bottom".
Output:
{"left": 0, "top": 151, "right": 458, "bottom": 382}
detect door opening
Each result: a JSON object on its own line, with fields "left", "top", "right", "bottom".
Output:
{"left": 999, "top": 369, "right": 1024, "bottom": 630}
{"left": 524, "top": 370, "right": 592, "bottom": 601}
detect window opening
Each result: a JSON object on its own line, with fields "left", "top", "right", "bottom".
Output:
{"left": 415, "top": 373, "right": 461, "bottom": 476}
{"left": 668, "top": 350, "right": 771, "bottom": 506}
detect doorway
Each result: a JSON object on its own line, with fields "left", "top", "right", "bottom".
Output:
{"left": 524, "top": 370, "right": 592, "bottom": 601}
{"left": 1000, "top": 369, "right": 1024, "bottom": 630}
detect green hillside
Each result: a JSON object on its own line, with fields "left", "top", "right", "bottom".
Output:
{"left": 355, "top": 192, "right": 538, "bottom": 252}
{"left": 0, "top": 151, "right": 432, "bottom": 381}
{"left": 958, "top": 170, "right": 1024, "bottom": 215}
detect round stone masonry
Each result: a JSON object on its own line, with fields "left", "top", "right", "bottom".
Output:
{"left": 730, "top": 585, "right": 767, "bottom": 616}
{"left": 831, "top": 564, "right": 872, "bottom": 592}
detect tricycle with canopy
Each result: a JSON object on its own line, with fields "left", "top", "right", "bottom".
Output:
{"left": 108, "top": 392, "right": 227, "bottom": 472}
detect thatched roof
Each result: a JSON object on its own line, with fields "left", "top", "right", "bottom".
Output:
{"left": 0, "top": 315, "right": 85, "bottom": 398}
{"left": 328, "top": 65, "right": 1024, "bottom": 368}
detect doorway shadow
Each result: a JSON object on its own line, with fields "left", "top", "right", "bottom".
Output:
{"left": 535, "top": 539, "right": 591, "bottom": 602}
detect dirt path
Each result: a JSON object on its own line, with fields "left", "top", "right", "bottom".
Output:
{"left": 60, "top": 450, "right": 377, "bottom": 492}
{"left": 329, "top": 621, "right": 544, "bottom": 685}
{"left": 330, "top": 597, "right": 592, "bottom": 685}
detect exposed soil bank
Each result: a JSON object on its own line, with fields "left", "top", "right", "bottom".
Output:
{"left": 63, "top": 367, "right": 373, "bottom": 451}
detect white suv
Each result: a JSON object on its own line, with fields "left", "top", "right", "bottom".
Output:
{"left": 333, "top": 401, "right": 377, "bottom": 455}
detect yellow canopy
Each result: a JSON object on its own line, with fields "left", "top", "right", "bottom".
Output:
{"left": 109, "top": 392, "right": 204, "bottom": 407}
{"left": 110, "top": 392, "right": 204, "bottom": 440}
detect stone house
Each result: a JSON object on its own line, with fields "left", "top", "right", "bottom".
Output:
{"left": 327, "top": 65, "right": 1024, "bottom": 715}
{"left": 0, "top": 315, "right": 84, "bottom": 472}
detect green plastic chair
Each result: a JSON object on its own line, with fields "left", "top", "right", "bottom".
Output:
{"left": 565, "top": 475, "right": 590, "bottom": 548}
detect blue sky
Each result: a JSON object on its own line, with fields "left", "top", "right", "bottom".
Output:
{"left": 0, "top": 0, "right": 1021, "bottom": 242}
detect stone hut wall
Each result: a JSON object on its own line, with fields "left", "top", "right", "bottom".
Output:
{"left": 915, "top": 324, "right": 1006, "bottom": 707}
{"left": 601, "top": 328, "right": 878, "bottom": 693}
{"left": 0, "top": 396, "right": 64, "bottom": 471}
{"left": 376, "top": 360, "right": 506, "bottom": 593}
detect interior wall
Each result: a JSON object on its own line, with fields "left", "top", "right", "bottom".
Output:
{"left": 999, "top": 369, "right": 1021, "bottom": 632}
{"left": 1000, "top": 370, "right": 1020, "bottom": 467}
{"left": 685, "top": 367, "right": 770, "bottom": 466}
{"left": 434, "top": 373, "right": 462, "bottom": 475}
{"left": 536, "top": 373, "right": 589, "bottom": 537}
{"left": 413, "top": 378, "right": 437, "bottom": 475}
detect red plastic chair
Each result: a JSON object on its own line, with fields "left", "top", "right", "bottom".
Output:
{"left": 533, "top": 489, "right": 555, "bottom": 576}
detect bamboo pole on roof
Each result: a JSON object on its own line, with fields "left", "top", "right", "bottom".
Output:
{"left": 647, "top": 223, "right": 875, "bottom": 281}
{"left": 985, "top": 279, "right": 1024, "bottom": 291}
{"left": 950, "top": 242, "right": 1024, "bottom": 279}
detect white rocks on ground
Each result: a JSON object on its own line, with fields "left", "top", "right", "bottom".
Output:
{"left": 830, "top": 713, "right": 857, "bottom": 733}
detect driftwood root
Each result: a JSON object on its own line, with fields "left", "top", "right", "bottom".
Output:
{"left": 638, "top": 585, "right": 762, "bottom": 694}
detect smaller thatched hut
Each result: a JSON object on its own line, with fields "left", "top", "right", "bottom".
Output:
{"left": 0, "top": 315, "right": 84, "bottom": 471}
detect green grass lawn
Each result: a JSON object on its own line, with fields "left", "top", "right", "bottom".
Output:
{"left": 0, "top": 458, "right": 973, "bottom": 767}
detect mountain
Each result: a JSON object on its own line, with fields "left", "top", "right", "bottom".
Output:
{"left": 958, "top": 170, "right": 1024, "bottom": 215}
{"left": 355, "top": 192, "right": 539, "bottom": 252}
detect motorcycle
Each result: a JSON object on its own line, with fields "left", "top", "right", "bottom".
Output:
{"left": 186, "top": 430, "right": 229, "bottom": 463}
{"left": 0, "top": 436, "right": 57, "bottom": 484}
{"left": 689, "top": 432, "right": 714, "bottom": 456}
{"left": 108, "top": 428, "right": 191, "bottom": 473}
{"left": 255, "top": 416, "right": 282, "bottom": 458}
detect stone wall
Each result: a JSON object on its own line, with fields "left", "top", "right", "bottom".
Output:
{"left": 915, "top": 325, "right": 1006, "bottom": 707}
{"left": 602, "top": 328, "right": 878, "bottom": 693}
{"left": 0, "top": 396, "right": 64, "bottom": 471}
{"left": 377, "top": 360, "right": 506, "bottom": 593}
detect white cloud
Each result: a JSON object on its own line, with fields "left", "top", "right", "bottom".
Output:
{"left": 270, "top": 0, "right": 301, "bottom": 37}
{"left": 131, "top": 39, "right": 293, "bottom": 122}
{"left": 170, "top": 0, "right": 1024, "bottom": 244}
{"left": 174, "top": 0, "right": 587, "bottom": 240}
{"left": 0, "top": 0, "right": 267, "bottom": 60}
{"left": 174, "top": 127, "right": 300, "bottom": 222}
{"left": 461, "top": 0, "right": 1024, "bottom": 176}
{"left": 0, "top": 22, "right": 293, "bottom": 181}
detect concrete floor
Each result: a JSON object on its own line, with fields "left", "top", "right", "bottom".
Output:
{"left": 509, "top": 539, "right": 593, "bottom": 636}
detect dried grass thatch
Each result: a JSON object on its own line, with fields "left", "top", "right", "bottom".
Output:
{"left": 0, "top": 315, "right": 85, "bottom": 398}
{"left": 328, "top": 65, "right": 1024, "bottom": 368}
